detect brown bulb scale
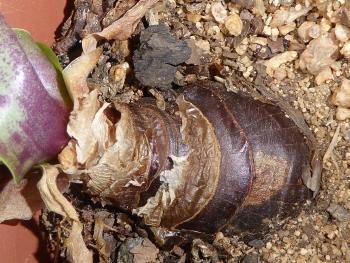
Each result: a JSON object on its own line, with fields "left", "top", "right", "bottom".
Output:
{"left": 80, "top": 81, "right": 318, "bottom": 246}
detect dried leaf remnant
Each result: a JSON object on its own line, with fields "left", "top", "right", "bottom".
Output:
{"left": 82, "top": 0, "right": 160, "bottom": 53}
{"left": 37, "top": 165, "right": 92, "bottom": 263}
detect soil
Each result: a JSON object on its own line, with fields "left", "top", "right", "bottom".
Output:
{"left": 44, "top": 0, "right": 350, "bottom": 262}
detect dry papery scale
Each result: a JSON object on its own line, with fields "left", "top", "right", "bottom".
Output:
{"left": 63, "top": 80, "right": 321, "bottom": 247}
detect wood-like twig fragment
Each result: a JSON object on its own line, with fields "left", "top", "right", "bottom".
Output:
{"left": 323, "top": 124, "right": 341, "bottom": 177}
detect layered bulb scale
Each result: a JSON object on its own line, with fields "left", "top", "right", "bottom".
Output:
{"left": 62, "top": 82, "right": 317, "bottom": 246}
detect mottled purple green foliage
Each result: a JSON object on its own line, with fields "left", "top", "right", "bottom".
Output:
{"left": 0, "top": 15, "right": 70, "bottom": 182}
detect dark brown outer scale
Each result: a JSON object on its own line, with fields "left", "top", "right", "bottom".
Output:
{"left": 85, "top": 81, "right": 312, "bottom": 242}
{"left": 181, "top": 84, "right": 311, "bottom": 236}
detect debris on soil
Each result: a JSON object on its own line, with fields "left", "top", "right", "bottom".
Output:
{"left": 54, "top": 0, "right": 117, "bottom": 63}
{"left": 0, "top": 176, "right": 39, "bottom": 223}
{"left": 82, "top": 0, "right": 159, "bottom": 53}
{"left": 118, "top": 237, "right": 159, "bottom": 263}
{"left": 264, "top": 50, "right": 298, "bottom": 77}
{"left": 327, "top": 203, "right": 350, "bottom": 222}
{"left": 133, "top": 24, "right": 191, "bottom": 89}
{"left": 102, "top": 0, "right": 138, "bottom": 28}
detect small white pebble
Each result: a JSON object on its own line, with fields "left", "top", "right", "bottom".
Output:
{"left": 308, "top": 24, "right": 321, "bottom": 39}
{"left": 300, "top": 248, "right": 308, "bottom": 255}
{"left": 211, "top": 2, "right": 227, "bottom": 24}
{"left": 335, "top": 24, "right": 350, "bottom": 42}
{"left": 298, "top": 21, "right": 314, "bottom": 42}
{"left": 271, "top": 27, "right": 279, "bottom": 40}
{"left": 336, "top": 107, "right": 350, "bottom": 121}
{"left": 331, "top": 78, "right": 350, "bottom": 108}
{"left": 266, "top": 242, "right": 273, "bottom": 249}
{"left": 224, "top": 14, "right": 243, "bottom": 36}
{"left": 341, "top": 42, "right": 350, "bottom": 59}
{"left": 320, "top": 18, "right": 331, "bottom": 33}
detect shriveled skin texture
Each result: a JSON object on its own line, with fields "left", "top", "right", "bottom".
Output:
{"left": 81, "top": 82, "right": 312, "bottom": 244}
{"left": 81, "top": 98, "right": 186, "bottom": 211}
{"left": 132, "top": 96, "right": 224, "bottom": 228}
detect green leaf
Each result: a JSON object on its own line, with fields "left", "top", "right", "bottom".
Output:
{"left": 36, "top": 42, "right": 63, "bottom": 72}
{"left": 0, "top": 16, "right": 70, "bottom": 182}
